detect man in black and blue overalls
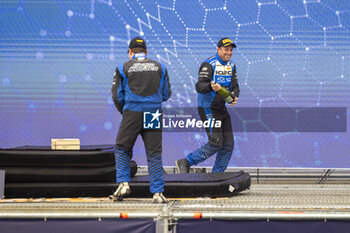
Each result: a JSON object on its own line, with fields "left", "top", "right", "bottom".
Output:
{"left": 111, "top": 37, "right": 171, "bottom": 203}
{"left": 176, "top": 38, "right": 239, "bottom": 173}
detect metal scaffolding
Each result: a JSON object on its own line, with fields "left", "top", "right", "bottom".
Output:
{"left": 1, "top": 182, "right": 350, "bottom": 232}
{"left": 2, "top": 167, "right": 350, "bottom": 232}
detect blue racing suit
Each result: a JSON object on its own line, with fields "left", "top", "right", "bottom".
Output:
{"left": 185, "top": 53, "right": 239, "bottom": 172}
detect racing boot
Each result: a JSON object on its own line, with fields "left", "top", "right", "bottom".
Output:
{"left": 153, "top": 192, "right": 167, "bottom": 203}
{"left": 175, "top": 158, "right": 190, "bottom": 173}
{"left": 109, "top": 182, "right": 130, "bottom": 201}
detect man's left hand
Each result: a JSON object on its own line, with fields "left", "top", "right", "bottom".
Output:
{"left": 230, "top": 93, "right": 238, "bottom": 106}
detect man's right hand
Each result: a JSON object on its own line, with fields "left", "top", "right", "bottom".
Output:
{"left": 211, "top": 81, "right": 221, "bottom": 92}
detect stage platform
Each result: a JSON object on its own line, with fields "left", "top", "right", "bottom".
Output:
{"left": 1, "top": 183, "right": 350, "bottom": 220}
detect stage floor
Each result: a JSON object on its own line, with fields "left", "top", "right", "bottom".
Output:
{"left": 1, "top": 183, "right": 350, "bottom": 220}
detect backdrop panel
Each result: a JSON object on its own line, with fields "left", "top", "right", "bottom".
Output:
{"left": 1, "top": 0, "right": 349, "bottom": 167}
{"left": 0, "top": 219, "right": 155, "bottom": 233}
{"left": 177, "top": 219, "right": 350, "bottom": 233}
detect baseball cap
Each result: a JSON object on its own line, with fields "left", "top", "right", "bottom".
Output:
{"left": 217, "top": 38, "right": 236, "bottom": 48}
{"left": 127, "top": 37, "right": 147, "bottom": 53}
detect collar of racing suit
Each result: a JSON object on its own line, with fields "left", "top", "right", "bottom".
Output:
{"left": 132, "top": 53, "right": 146, "bottom": 60}
{"left": 215, "top": 52, "right": 228, "bottom": 65}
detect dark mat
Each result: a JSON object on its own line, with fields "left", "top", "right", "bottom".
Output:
{"left": 4, "top": 172, "right": 250, "bottom": 198}
{"left": 132, "top": 171, "right": 251, "bottom": 198}
{"left": 134, "top": 171, "right": 246, "bottom": 183}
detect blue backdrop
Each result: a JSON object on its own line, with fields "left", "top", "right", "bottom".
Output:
{"left": 0, "top": 219, "right": 155, "bottom": 233}
{"left": 177, "top": 220, "right": 350, "bottom": 233}
{"left": 1, "top": 0, "right": 349, "bottom": 168}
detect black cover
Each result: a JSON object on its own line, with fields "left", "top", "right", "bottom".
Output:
{"left": 2, "top": 162, "right": 138, "bottom": 183}
{"left": 4, "top": 172, "right": 250, "bottom": 198}
{"left": 0, "top": 146, "right": 137, "bottom": 182}
{"left": 0, "top": 145, "right": 115, "bottom": 167}
{"left": 1, "top": 146, "right": 249, "bottom": 199}
{"left": 1, "top": 166, "right": 116, "bottom": 183}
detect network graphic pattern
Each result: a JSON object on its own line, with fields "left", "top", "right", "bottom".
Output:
{"left": 0, "top": 0, "right": 349, "bottom": 167}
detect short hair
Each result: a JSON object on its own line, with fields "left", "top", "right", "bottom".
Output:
{"left": 131, "top": 47, "right": 147, "bottom": 54}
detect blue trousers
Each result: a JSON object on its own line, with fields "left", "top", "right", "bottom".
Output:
{"left": 186, "top": 108, "right": 234, "bottom": 172}
{"left": 114, "top": 110, "right": 164, "bottom": 194}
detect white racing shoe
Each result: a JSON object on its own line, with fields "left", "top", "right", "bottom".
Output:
{"left": 109, "top": 182, "right": 131, "bottom": 201}
{"left": 153, "top": 192, "right": 167, "bottom": 203}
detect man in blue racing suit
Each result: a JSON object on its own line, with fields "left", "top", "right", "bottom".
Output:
{"left": 110, "top": 37, "right": 171, "bottom": 203}
{"left": 176, "top": 37, "right": 239, "bottom": 173}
